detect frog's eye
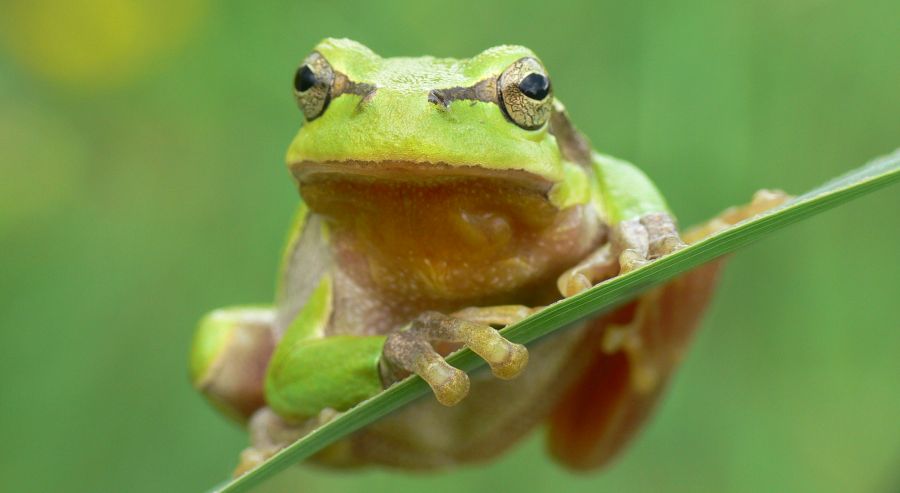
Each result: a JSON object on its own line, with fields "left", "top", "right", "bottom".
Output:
{"left": 498, "top": 57, "right": 553, "bottom": 130}
{"left": 293, "top": 52, "right": 334, "bottom": 121}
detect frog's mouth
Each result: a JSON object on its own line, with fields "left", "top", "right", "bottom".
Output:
{"left": 291, "top": 160, "right": 561, "bottom": 239}
{"left": 289, "top": 160, "right": 555, "bottom": 194}
{"left": 289, "top": 160, "right": 562, "bottom": 246}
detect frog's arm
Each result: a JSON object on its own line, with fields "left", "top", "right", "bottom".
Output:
{"left": 265, "top": 274, "right": 386, "bottom": 421}
{"left": 557, "top": 153, "right": 682, "bottom": 297}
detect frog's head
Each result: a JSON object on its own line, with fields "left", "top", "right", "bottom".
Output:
{"left": 286, "top": 40, "right": 601, "bottom": 301}
{"left": 286, "top": 38, "right": 590, "bottom": 209}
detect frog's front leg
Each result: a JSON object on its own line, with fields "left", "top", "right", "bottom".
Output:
{"left": 558, "top": 154, "right": 686, "bottom": 297}
{"left": 381, "top": 311, "right": 529, "bottom": 406}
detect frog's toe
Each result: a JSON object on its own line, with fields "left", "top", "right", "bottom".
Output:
{"left": 234, "top": 447, "right": 271, "bottom": 477}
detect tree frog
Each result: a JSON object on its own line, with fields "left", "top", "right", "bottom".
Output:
{"left": 190, "top": 38, "right": 786, "bottom": 474}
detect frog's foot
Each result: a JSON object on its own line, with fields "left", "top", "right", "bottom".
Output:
{"left": 613, "top": 212, "right": 686, "bottom": 275}
{"left": 381, "top": 311, "right": 529, "bottom": 406}
{"left": 233, "top": 406, "right": 337, "bottom": 477}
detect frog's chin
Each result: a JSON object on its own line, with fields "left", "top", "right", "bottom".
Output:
{"left": 289, "top": 160, "right": 554, "bottom": 193}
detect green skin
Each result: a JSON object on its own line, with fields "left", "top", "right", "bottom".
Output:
{"left": 190, "top": 38, "right": 676, "bottom": 466}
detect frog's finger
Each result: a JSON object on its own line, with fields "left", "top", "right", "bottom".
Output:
{"left": 450, "top": 305, "right": 538, "bottom": 326}
{"left": 382, "top": 327, "right": 470, "bottom": 406}
{"left": 382, "top": 311, "right": 529, "bottom": 406}
{"left": 556, "top": 243, "right": 618, "bottom": 298}
{"left": 612, "top": 212, "right": 684, "bottom": 275}
{"left": 640, "top": 212, "right": 686, "bottom": 258}
{"left": 411, "top": 311, "right": 529, "bottom": 380}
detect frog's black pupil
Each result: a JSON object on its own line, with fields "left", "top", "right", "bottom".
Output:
{"left": 518, "top": 73, "right": 550, "bottom": 100}
{"left": 295, "top": 65, "right": 317, "bottom": 92}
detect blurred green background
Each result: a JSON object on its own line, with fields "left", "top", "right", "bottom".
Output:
{"left": 1, "top": 0, "right": 898, "bottom": 492}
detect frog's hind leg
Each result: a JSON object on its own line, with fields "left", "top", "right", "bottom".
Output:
{"left": 546, "top": 262, "right": 723, "bottom": 470}
{"left": 190, "top": 307, "right": 276, "bottom": 422}
{"left": 546, "top": 190, "right": 790, "bottom": 470}
{"left": 381, "top": 311, "right": 529, "bottom": 406}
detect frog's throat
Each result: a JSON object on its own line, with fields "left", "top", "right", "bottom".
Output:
{"left": 294, "top": 163, "right": 604, "bottom": 307}
{"left": 289, "top": 160, "right": 554, "bottom": 195}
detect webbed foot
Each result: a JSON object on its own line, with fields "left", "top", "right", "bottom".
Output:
{"left": 381, "top": 311, "right": 529, "bottom": 406}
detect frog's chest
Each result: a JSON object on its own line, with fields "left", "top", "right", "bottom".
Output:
{"left": 320, "top": 203, "right": 604, "bottom": 336}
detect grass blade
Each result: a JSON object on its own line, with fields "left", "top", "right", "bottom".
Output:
{"left": 214, "top": 149, "right": 900, "bottom": 493}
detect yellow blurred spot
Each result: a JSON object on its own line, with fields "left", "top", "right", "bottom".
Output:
{"left": 0, "top": 0, "right": 207, "bottom": 88}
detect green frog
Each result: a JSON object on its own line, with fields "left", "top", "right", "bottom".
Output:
{"left": 190, "top": 38, "right": 785, "bottom": 474}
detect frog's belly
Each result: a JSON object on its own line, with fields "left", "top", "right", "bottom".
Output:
{"left": 326, "top": 322, "right": 592, "bottom": 469}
